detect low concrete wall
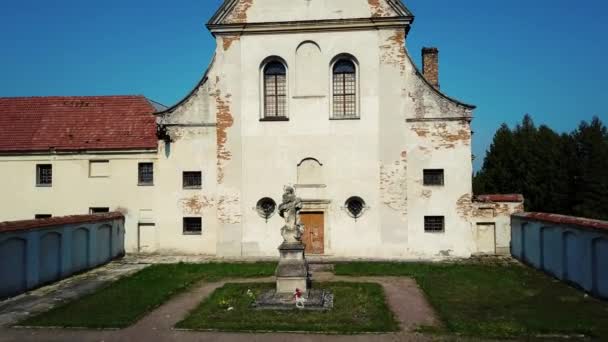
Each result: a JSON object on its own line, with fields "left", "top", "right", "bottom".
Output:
{"left": 511, "top": 212, "right": 608, "bottom": 300}
{"left": 0, "top": 213, "right": 125, "bottom": 300}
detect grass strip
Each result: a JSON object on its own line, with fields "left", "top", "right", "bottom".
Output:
{"left": 177, "top": 282, "right": 399, "bottom": 334}
{"left": 335, "top": 262, "right": 608, "bottom": 339}
{"left": 20, "top": 262, "right": 275, "bottom": 328}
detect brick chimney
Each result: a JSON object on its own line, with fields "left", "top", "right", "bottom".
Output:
{"left": 422, "top": 47, "right": 440, "bottom": 89}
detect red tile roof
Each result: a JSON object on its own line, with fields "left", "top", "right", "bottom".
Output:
{"left": 513, "top": 212, "right": 608, "bottom": 232}
{"left": 0, "top": 96, "right": 158, "bottom": 153}
{"left": 0, "top": 213, "right": 124, "bottom": 234}
{"left": 476, "top": 194, "right": 524, "bottom": 203}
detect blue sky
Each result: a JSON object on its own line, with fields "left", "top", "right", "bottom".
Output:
{"left": 0, "top": 0, "right": 606, "bottom": 170}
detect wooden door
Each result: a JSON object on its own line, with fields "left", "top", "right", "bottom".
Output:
{"left": 301, "top": 212, "right": 324, "bottom": 254}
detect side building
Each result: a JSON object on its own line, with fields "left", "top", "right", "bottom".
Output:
{"left": 0, "top": 96, "right": 159, "bottom": 252}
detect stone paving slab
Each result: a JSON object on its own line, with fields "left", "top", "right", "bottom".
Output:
{"left": 0, "top": 261, "right": 148, "bottom": 327}
{"left": 0, "top": 272, "right": 443, "bottom": 342}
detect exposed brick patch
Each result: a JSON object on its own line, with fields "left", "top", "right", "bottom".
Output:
{"left": 367, "top": 0, "right": 395, "bottom": 17}
{"left": 456, "top": 193, "right": 473, "bottom": 219}
{"left": 225, "top": 0, "right": 253, "bottom": 23}
{"left": 380, "top": 152, "right": 408, "bottom": 216}
{"left": 380, "top": 30, "right": 406, "bottom": 72}
{"left": 180, "top": 196, "right": 212, "bottom": 215}
{"left": 0, "top": 213, "right": 124, "bottom": 234}
{"left": 410, "top": 121, "right": 471, "bottom": 150}
{"left": 222, "top": 35, "right": 240, "bottom": 51}
{"left": 211, "top": 83, "right": 233, "bottom": 184}
{"left": 514, "top": 212, "right": 608, "bottom": 232}
{"left": 217, "top": 191, "right": 241, "bottom": 224}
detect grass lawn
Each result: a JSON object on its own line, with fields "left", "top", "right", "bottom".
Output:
{"left": 176, "top": 282, "right": 399, "bottom": 334}
{"left": 19, "top": 262, "right": 275, "bottom": 329}
{"left": 335, "top": 261, "right": 608, "bottom": 339}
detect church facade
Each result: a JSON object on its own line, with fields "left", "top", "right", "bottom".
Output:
{"left": 0, "top": 0, "right": 523, "bottom": 259}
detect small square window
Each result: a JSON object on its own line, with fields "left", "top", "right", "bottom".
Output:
{"left": 35, "top": 214, "right": 52, "bottom": 219}
{"left": 36, "top": 164, "right": 52, "bottom": 187}
{"left": 183, "top": 217, "right": 202, "bottom": 235}
{"left": 183, "top": 171, "right": 202, "bottom": 189}
{"left": 138, "top": 163, "right": 154, "bottom": 186}
{"left": 423, "top": 169, "right": 444, "bottom": 186}
{"left": 90, "top": 207, "right": 110, "bottom": 214}
{"left": 89, "top": 160, "right": 110, "bottom": 178}
{"left": 425, "top": 216, "right": 445, "bottom": 233}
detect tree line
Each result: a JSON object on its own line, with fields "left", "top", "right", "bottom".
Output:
{"left": 473, "top": 114, "right": 608, "bottom": 221}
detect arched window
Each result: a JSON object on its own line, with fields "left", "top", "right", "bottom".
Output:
{"left": 332, "top": 59, "right": 357, "bottom": 119}
{"left": 263, "top": 61, "right": 287, "bottom": 118}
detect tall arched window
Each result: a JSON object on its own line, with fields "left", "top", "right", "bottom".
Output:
{"left": 263, "top": 61, "right": 287, "bottom": 118}
{"left": 332, "top": 59, "right": 357, "bottom": 118}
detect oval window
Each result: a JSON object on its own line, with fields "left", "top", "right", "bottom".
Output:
{"left": 345, "top": 196, "right": 366, "bottom": 219}
{"left": 256, "top": 198, "right": 277, "bottom": 220}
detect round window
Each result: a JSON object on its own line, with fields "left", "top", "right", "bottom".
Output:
{"left": 256, "top": 198, "right": 277, "bottom": 220}
{"left": 345, "top": 196, "right": 366, "bottom": 219}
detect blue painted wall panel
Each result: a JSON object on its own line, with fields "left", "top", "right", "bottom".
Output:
{"left": 71, "top": 228, "right": 89, "bottom": 274}
{"left": 0, "top": 218, "right": 124, "bottom": 300}
{"left": 38, "top": 232, "right": 61, "bottom": 285}
{"left": 96, "top": 225, "right": 112, "bottom": 265}
{"left": 0, "top": 238, "right": 27, "bottom": 300}
{"left": 512, "top": 216, "right": 608, "bottom": 300}
{"left": 594, "top": 238, "right": 608, "bottom": 298}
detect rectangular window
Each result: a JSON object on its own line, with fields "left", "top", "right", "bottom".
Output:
{"left": 36, "top": 164, "right": 52, "bottom": 187}
{"left": 333, "top": 72, "right": 357, "bottom": 118}
{"left": 264, "top": 74, "right": 287, "bottom": 118}
{"left": 89, "top": 160, "right": 110, "bottom": 178}
{"left": 423, "top": 169, "right": 444, "bottom": 186}
{"left": 425, "top": 216, "right": 445, "bottom": 233}
{"left": 183, "top": 217, "right": 202, "bottom": 235}
{"left": 35, "top": 214, "right": 52, "bottom": 219}
{"left": 90, "top": 207, "right": 110, "bottom": 214}
{"left": 183, "top": 171, "right": 202, "bottom": 189}
{"left": 138, "top": 162, "right": 154, "bottom": 186}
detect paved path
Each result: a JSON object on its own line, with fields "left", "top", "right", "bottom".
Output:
{"left": 0, "top": 273, "right": 439, "bottom": 342}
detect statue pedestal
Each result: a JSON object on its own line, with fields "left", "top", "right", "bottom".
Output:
{"left": 275, "top": 242, "right": 309, "bottom": 294}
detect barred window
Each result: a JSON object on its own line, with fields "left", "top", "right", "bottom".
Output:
{"left": 183, "top": 217, "right": 202, "bottom": 235}
{"left": 423, "top": 169, "right": 444, "bottom": 186}
{"left": 332, "top": 60, "right": 357, "bottom": 118}
{"left": 263, "top": 61, "right": 287, "bottom": 118}
{"left": 183, "top": 171, "right": 202, "bottom": 189}
{"left": 36, "top": 164, "right": 52, "bottom": 186}
{"left": 138, "top": 163, "right": 154, "bottom": 186}
{"left": 425, "top": 216, "right": 445, "bottom": 233}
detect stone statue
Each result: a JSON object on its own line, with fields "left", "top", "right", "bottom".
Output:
{"left": 278, "top": 186, "right": 304, "bottom": 244}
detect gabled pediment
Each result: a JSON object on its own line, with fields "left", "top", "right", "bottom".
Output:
{"left": 208, "top": 0, "right": 414, "bottom": 26}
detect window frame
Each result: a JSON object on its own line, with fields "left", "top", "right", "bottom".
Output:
{"left": 424, "top": 216, "right": 445, "bottom": 233}
{"left": 183, "top": 171, "right": 202, "bottom": 189}
{"left": 36, "top": 164, "right": 53, "bottom": 187}
{"left": 423, "top": 169, "right": 445, "bottom": 186}
{"left": 330, "top": 56, "right": 360, "bottom": 120}
{"left": 183, "top": 217, "right": 202, "bottom": 235}
{"left": 138, "top": 162, "right": 154, "bottom": 186}
{"left": 260, "top": 59, "right": 289, "bottom": 121}
{"left": 89, "top": 160, "right": 110, "bottom": 178}
{"left": 89, "top": 207, "right": 110, "bottom": 214}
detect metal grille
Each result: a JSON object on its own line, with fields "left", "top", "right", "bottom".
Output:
{"left": 183, "top": 217, "right": 202, "bottom": 234}
{"left": 425, "top": 216, "right": 445, "bottom": 232}
{"left": 423, "top": 169, "right": 445, "bottom": 186}
{"left": 183, "top": 172, "right": 202, "bottom": 189}
{"left": 264, "top": 62, "right": 287, "bottom": 118}
{"left": 36, "top": 164, "right": 52, "bottom": 186}
{"left": 138, "top": 163, "right": 154, "bottom": 185}
{"left": 333, "top": 60, "right": 357, "bottom": 118}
